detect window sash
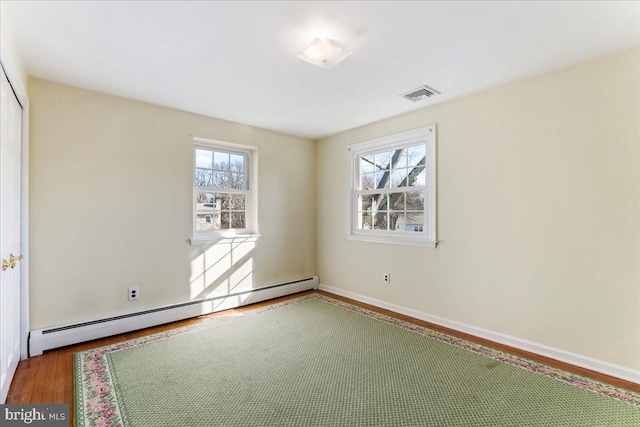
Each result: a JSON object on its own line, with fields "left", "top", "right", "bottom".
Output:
{"left": 194, "top": 145, "right": 249, "bottom": 191}
{"left": 193, "top": 140, "right": 254, "bottom": 237}
{"left": 354, "top": 143, "right": 427, "bottom": 234}
{"left": 348, "top": 125, "right": 436, "bottom": 247}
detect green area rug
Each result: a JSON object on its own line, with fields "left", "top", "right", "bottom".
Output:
{"left": 75, "top": 294, "right": 640, "bottom": 426}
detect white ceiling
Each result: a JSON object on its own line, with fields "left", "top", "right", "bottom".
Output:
{"left": 2, "top": 1, "right": 639, "bottom": 140}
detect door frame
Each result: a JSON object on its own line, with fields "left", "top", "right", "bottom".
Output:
{"left": 1, "top": 36, "right": 30, "bottom": 360}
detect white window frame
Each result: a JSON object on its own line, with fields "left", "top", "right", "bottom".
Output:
{"left": 347, "top": 125, "right": 437, "bottom": 248}
{"left": 190, "top": 137, "right": 258, "bottom": 245}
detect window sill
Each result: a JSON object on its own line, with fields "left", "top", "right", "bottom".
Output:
{"left": 347, "top": 234, "right": 437, "bottom": 248}
{"left": 190, "top": 233, "right": 260, "bottom": 246}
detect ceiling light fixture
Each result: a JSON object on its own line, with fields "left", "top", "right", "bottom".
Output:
{"left": 297, "top": 38, "right": 354, "bottom": 69}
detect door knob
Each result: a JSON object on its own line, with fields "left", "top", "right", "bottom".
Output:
{"left": 2, "top": 254, "right": 21, "bottom": 271}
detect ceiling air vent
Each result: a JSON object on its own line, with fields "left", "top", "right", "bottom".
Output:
{"left": 402, "top": 85, "right": 440, "bottom": 102}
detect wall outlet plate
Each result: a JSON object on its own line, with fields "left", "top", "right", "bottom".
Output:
{"left": 128, "top": 286, "right": 139, "bottom": 301}
{"left": 383, "top": 273, "right": 390, "bottom": 284}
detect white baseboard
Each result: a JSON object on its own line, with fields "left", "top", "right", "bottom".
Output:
{"left": 318, "top": 283, "right": 640, "bottom": 385}
{"left": 29, "top": 276, "right": 319, "bottom": 356}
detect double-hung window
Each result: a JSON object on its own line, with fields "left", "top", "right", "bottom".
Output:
{"left": 348, "top": 125, "right": 437, "bottom": 248}
{"left": 192, "top": 138, "right": 257, "bottom": 244}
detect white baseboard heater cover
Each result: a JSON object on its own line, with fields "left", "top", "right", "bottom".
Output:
{"left": 29, "top": 276, "right": 319, "bottom": 357}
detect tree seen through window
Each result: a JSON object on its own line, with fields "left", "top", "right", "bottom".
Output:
{"left": 195, "top": 148, "right": 247, "bottom": 230}
{"left": 358, "top": 144, "right": 426, "bottom": 231}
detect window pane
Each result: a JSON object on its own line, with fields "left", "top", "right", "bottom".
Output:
{"left": 408, "top": 144, "right": 426, "bottom": 168}
{"left": 195, "top": 168, "right": 212, "bottom": 187}
{"left": 410, "top": 167, "right": 426, "bottom": 186}
{"left": 390, "top": 212, "right": 404, "bottom": 231}
{"left": 196, "top": 192, "right": 214, "bottom": 205}
{"left": 231, "top": 212, "right": 246, "bottom": 229}
{"left": 360, "top": 212, "right": 372, "bottom": 230}
{"left": 375, "top": 170, "right": 390, "bottom": 189}
{"left": 373, "top": 212, "right": 388, "bottom": 230}
{"left": 212, "top": 170, "right": 230, "bottom": 189}
{"left": 391, "top": 168, "right": 408, "bottom": 187}
{"left": 361, "top": 173, "right": 375, "bottom": 190}
{"left": 371, "top": 193, "right": 387, "bottom": 211}
{"left": 214, "top": 152, "right": 229, "bottom": 171}
{"left": 212, "top": 193, "right": 229, "bottom": 210}
{"left": 219, "top": 212, "right": 230, "bottom": 229}
{"left": 360, "top": 155, "right": 375, "bottom": 174}
{"left": 374, "top": 151, "right": 390, "bottom": 170}
{"left": 406, "top": 212, "right": 424, "bottom": 232}
{"left": 392, "top": 147, "right": 408, "bottom": 169}
{"left": 388, "top": 192, "right": 405, "bottom": 211}
{"left": 230, "top": 154, "right": 245, "bottom": 173}
{"left": 230, "top": 173, "right": 244, "bottom": 189}
{"left": 196, "top": 192, "right": 217, "bottom": 231}
{"left": 361, "top": 193, "right": 386, "bottom": 211}
{"left": 229, "top": 194, "right": 245, "bottom": 210}
{"left": 195, "top": 149, "right": 213, "bottom": 169}
{"left": 196, "top": 213, "right": 217, "bottom": 231}
{"left": 406, "top": 191, "right": 424, "bottom": 210}
{"left": 360, "top": 194, "right": 372, "bottom": 211}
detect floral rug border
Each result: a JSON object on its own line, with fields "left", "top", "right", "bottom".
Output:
{"left": 75, "top": 293, "right": 640, "bottom": 427}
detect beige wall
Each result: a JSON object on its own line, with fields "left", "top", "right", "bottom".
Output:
{"left": 28, "top": 47, "right": 640, "bottom": 370}
{"left": 28, "top": 78, "right": 316, "bottom": 329}
{"left": 317, "top": 48, "right": 640, "bottom": 370}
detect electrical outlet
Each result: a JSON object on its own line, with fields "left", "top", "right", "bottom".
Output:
{"left": 128, "top": 287, "right": 139, "bottom": 301}
{"left": 383, "top": 273, "right": 390, "bottom": 285}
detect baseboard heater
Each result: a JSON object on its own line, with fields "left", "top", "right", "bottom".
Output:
{"left": 29, "top": 276, "right": 319, "bottom": 357}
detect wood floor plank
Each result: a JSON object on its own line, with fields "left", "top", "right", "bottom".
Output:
{"left": 5, "top": 358, "right": 28, "bottom": 403}
{"left": 41, "top": 351, "right": 59, "bottom": 403}
{"left": 18, "top": 356, "right": 40, "bottom": 403}
{"left": 54, "top": 349, "right": 72, "bottom": 403}
{"left": 27, "top": 354, "right": 50, "bottom": 404}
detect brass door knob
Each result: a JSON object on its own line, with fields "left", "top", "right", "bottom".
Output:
{"left": 2, "top": 254, "right": 21, "bottom": 271}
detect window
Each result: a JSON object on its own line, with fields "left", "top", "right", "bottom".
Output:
{"left": 192, "top": 138, "right": 257, "bottom": 244}
{"left": 348, "top": 125, "right": 436, "bottom": 248}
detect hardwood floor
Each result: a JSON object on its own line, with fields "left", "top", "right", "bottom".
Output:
{"left": 6, "top": 289, "right": 638, "bottom": 427}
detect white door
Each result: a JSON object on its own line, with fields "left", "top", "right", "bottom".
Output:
{"left": 0, "top": 65, "right": 22, "bottom": 404}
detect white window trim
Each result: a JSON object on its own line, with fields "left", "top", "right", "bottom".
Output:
{"left": 347, "top": 125, "right": 437, "bottom": 248}
{"left": 190, "top": 137, "right": 259, "bottom": 246}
